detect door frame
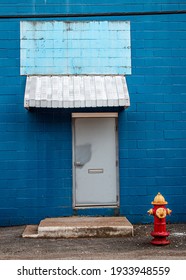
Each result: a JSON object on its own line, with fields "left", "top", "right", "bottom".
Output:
{"left": 72, "top": 112, "right": 120, "bottom": 209}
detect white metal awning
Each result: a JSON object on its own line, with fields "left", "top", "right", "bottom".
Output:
{"left": 24, "top": 75, "right": 130, "bottom": 109}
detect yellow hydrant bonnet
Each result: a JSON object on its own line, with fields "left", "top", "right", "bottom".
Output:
{"left": 151, "top": 192, "right": 168, "bottom": 205}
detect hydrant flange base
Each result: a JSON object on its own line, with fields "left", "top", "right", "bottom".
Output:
{"left": 151, "top": 238, "right": 170, "bottom": 246}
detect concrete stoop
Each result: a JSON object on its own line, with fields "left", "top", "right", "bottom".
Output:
{"left": 22, "top": 217, "right": 133, "bottom": 238}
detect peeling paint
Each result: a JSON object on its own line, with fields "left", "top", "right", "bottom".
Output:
{"left": 75, "top": 144, "right": 92, "bottom": 167}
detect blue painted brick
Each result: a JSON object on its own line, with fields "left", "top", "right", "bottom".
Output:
{"left": 155, "top": 121, "right": 174, "bottom": 130}
{"left": 165, "top": 113, "right": 182, "bottom": 121}
{"left": 145, "top": 112, "right": 164, "bottom": 121}
{"left": 164, "top": 130, "right": 186, "bottom": 139}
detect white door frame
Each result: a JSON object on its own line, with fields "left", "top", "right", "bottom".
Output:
{"left": 72, "top": 112, "right": 120, "bottom": 209}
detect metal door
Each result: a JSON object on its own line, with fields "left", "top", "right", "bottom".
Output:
{"left": 73, "top": 117, "right": 119, "bottom": 207}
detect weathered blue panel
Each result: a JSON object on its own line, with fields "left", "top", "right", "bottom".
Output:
{"left": 20, "top": 21, "right": 131, "bottom": 75}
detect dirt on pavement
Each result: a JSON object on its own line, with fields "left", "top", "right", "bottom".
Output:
{"left": 0, "top": 224, "right": 185, "bottom": 260}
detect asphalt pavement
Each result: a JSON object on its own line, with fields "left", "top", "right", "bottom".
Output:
{"left": 0, "top": 223, "right": 185, "bottom": 259}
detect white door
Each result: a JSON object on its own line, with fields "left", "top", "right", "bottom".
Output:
{"left": 73, "top": 116, "right": 119, "bottom": 207}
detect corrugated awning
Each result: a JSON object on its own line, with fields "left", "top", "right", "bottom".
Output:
{"left": 24, "top": 75, "right": 130, "bottom": 109}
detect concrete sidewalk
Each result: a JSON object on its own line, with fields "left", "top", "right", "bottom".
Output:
{"left": 0, "top": 223, "right": 185, "bottom": 259}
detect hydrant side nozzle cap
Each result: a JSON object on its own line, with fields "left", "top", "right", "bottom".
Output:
{"left": 151, "top": 192, "right": 168, "bottom": 205}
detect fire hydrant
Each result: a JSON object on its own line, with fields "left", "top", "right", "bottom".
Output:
{"left": 148, "top": 192, "right": 172, "bottom": 245}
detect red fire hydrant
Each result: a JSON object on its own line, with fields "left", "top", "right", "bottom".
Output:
{"left": 148, "top": 192, "right": 172, "bottom": 245}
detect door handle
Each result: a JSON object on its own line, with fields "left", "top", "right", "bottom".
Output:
{"left": 74, "top": 161, "right": 83, "bottom": 167}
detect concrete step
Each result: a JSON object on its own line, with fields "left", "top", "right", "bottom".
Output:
{"left": 22, "top": 216, "right": 133, "bottom": 238}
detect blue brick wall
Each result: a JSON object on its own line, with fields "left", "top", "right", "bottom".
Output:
{"left": 119, "top": 13, "right": 186, "bottom": 223}
{"left": 0, "top": 1, "right": 186, "bottom": 15}
{"left": 0, "top": 1, "right": 186, "bottom": 225}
